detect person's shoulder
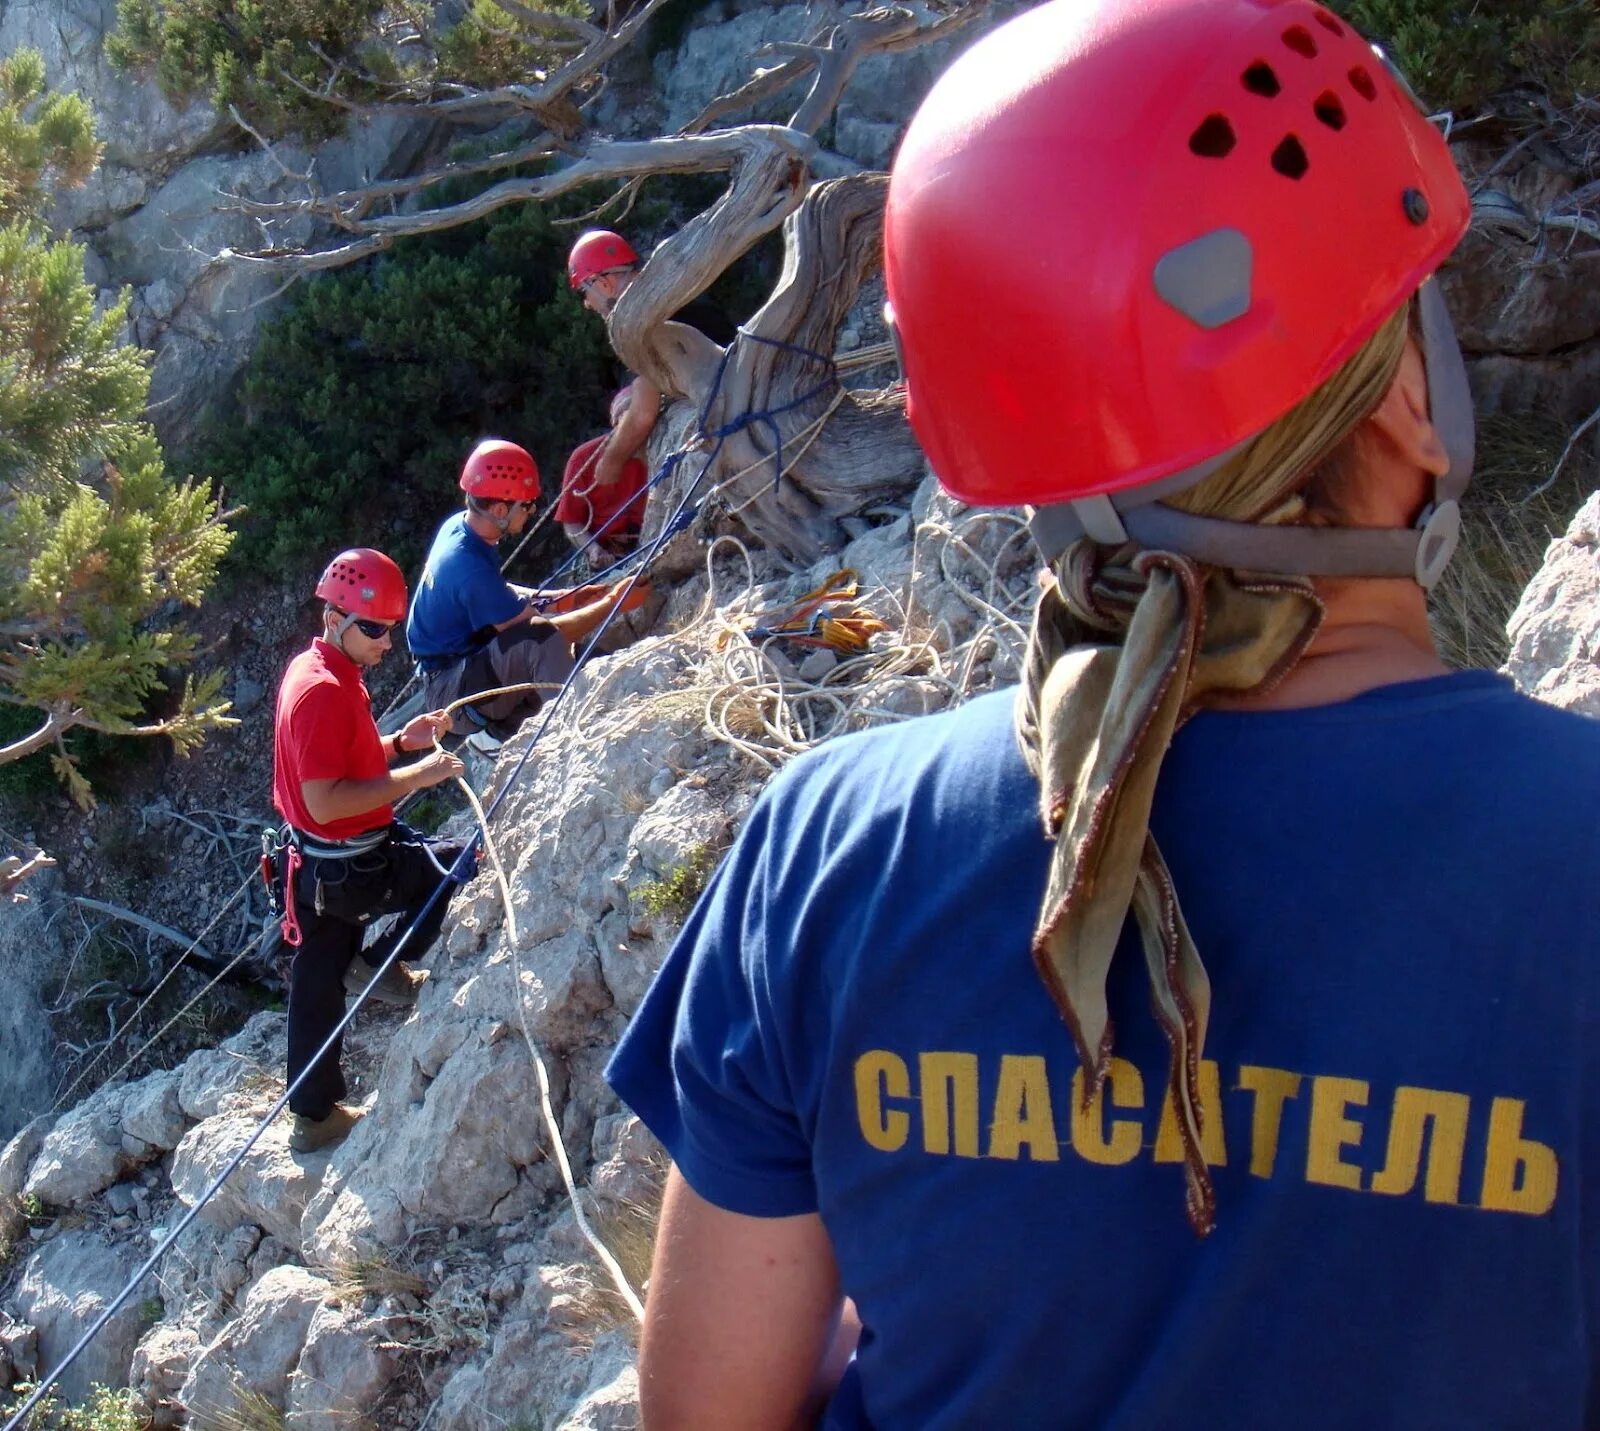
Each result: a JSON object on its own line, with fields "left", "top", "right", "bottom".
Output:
{"left": 765, "top": 688, "right": 1023, "bottom": 815}
{"left": 1391, "top": 674, "right": 1600, "bottom": 849}
{"left": 424, "top": 511, "right": 470, "bottom": 562}
{"left": 1453, "top": 674, "right": 1600, "bottom": 767}
{"left": 279, "top": 646, "right": 349, "bottom": 716}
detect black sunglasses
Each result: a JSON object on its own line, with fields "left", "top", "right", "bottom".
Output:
{"left": 351, "top": 616, "right": 394, "bottom": 640}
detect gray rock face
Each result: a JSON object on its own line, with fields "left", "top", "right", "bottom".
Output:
{"left": 13, "top": 1228, "right": 154, "bottom": 1404}
{"left": 0, "top": 887, "right": 64, "bottom": 1140}
{"left": 1505, "top": 490, "right": 1600, "bottom": 715}
{"left": 130, "top": 1322, "right": 202, "bottom": 1426}
{"left": 0, "top": 0, "right": 440, "bottom": 447}
{"left": 23, "top": 1083, "right": 136, "bottom": 1207}
{"left": 176, "top": 1010, "right": 286, "bottom": 1119}
{"left": 0, "top": 0, "right": 222, "bottom": 187}
{"left": 644, "top": 1, "right": 1021, "bottom": 170}
{"left": 180, "top": 1264, "right": 330, "bottom": 1418}
{"left": 169, "top": 1111, "right": 330, "bottom": 1249}
{"left": 0, "top": 1117, "right": 52, "bottom": 1215}
{"left": 120, "top": 1068, "right": 189, "bottom": 1150}
{"left": 287, "top": 1302, "right": 398, "bottom": 1431}
{"left": 20, "top": 1064, "right": 197, "bottom": 1207}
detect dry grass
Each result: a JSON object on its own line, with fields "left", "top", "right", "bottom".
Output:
{"left": 329, "top": 1254, "right": 428, "bottom": 1304}
{"left": 186, "top": 1388, "right": 287, "bottom": 1431}
{"left": 559, "top": 1162, "right": 668, "bottom": 1351}
{"left": 1428, "top": 412, "right": 1596, "bottom": 670}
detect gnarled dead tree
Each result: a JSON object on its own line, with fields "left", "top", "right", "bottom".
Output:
{"left": 216, "top": 1, "right": 993, "bottom": 564}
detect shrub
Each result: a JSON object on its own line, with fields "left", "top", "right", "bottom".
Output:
{"left": 201, "top": 190, "right": 618, "bottom": 577}
{"left": 1329, "top": 0, "right": 1600, "bottom": 112}
{"left": 108, "top": 0, "right": 389, "bottom": 137}
{"left": 634, "top": 842, "right": 720, "bottom": 923}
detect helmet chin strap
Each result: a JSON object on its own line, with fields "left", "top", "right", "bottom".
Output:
{"left": 1029, "top": 279, "right": 1474, "bottom": 589}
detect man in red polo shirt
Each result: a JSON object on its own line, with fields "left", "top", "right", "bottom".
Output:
{"left": 272, "top": 548, "right": 470, "bottom": 1153}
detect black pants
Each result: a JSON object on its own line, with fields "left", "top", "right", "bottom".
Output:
{"left": 284, "top": 823, "right": 470, "bottom": 1120}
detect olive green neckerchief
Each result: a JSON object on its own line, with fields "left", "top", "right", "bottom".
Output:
{"left": 1014, "top": 305, "right": 1411, "bottom": 1234}
{"left": 1017, "top": 547, "right": 1320, "bottom": 1233}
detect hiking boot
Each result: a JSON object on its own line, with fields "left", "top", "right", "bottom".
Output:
{"left": 289, "top": 1102, "right": 363, "bottom": 1154}
{"left": 343, "top": 954, "right": 427, "bottom": 1007}
{"left": 466, "top": 729, "right": 504, "bottom": 757}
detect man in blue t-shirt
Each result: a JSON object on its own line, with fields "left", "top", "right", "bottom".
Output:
{"left": 407, "top": 439, "right": 648, "bottom": 748}
{"left": 603, "top": 3, "right": 1600, "bottom": 1428}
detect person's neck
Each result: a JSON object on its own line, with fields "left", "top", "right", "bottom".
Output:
{"left": 464, "top": 509, "right": 502, "bottom": 545}
{"left": 1233, "top": 577, "right": 1448, "bottom": 711}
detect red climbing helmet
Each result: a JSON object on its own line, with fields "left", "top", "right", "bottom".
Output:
{"left": 884, "top": 0, "right": 1471, "bottom": 509}
{"left": 460, "top": 439, "right": 540, "bottom": 504}
{"left": 315, "top": 548, "right": 407, "bottom": 622}
{"left": 568, "top": 229, "right": 640, "bottom": 290}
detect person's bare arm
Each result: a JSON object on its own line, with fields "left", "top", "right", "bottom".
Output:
{"left": 639, "top": 1168, "right": 845, "bottom": 1431}
{"left": 541, "top": 580, "right": 651, "bottom": 646}
{"left": 300, "top": 749, "right": 462, "bottom": 826}
{"left": 595, "top": 376, "right": 659, "bottom": 484}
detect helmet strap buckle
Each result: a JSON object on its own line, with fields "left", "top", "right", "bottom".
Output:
{"left": 1412, "top": 498, "right": 1461, "bottom": 591}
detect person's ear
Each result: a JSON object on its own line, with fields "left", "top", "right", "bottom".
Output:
{"left": 1365, "top": 336, "right": 1450, "bottom": 482}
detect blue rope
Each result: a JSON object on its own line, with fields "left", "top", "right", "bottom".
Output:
{"left": 1, "top": 331, "right": 837, "bottom": 1431}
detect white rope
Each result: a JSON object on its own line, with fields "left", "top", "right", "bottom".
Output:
{"left": 429, "top": 708, "right": 647, "bottom": 1324}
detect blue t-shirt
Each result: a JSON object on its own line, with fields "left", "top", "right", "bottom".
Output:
{"left": 406, "top": 512, "right": 523, "bottom": 663}
{"left": 607, "top": 673, "right": 1600, "bottom": 1430}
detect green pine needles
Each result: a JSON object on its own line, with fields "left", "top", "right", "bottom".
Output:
{"left": 0, "top": 51, "right": 233, "bottom": 804}
{"left": 202, "top": 187, "right": 616, "bottom": 573}
{"left": 1329, "top": 0, "right": 1600, "bottom": 112}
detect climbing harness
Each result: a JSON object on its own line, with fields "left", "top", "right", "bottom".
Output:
{"left": 733, "top": 569, "right": 889, "bottom": 655}
{"left": 3, "top": 328, "right": 847, "bottom": 1431}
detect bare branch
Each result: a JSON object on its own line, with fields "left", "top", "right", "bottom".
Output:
{"left": 227, "top": 104, "right": 311, "bottom": 184}
{"left": 222, "top": 234, "right": 392, "bottom": 272}
{"left": 1, "top": 850, "right": 55, "bottom": 903}
{"left": 0, "top": 708, "right": 62, "bottom": 763}
{"left": 227, "top": 127, "right": 814, "bottom": 272}
{"left": 72, "top": 896, "right": 219, "bottom": 964}
{"left": 224, "top": 138, "right": 564, "bottom": 223}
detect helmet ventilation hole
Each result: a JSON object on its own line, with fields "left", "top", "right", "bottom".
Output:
{"left": 1315, "top": 11, "right": 1345, "bottom": 37}
{"left": 1282, "top": 25, "right": 1317, "bottom": 58}
{"left": 1242, "top": 61, "right": 1281, "bottom": 97}
{"left": 1189, "top": 114, "right": 1237, "bottom": 157}
{"left": 1271, "top": 135, "right": 1310, "bottom": 179}
{"left": 1313, "top": 91, "right": 1347, "bottom": 130}
{"left": 1349, "top": 65, "right": 1378, "bottom": 100}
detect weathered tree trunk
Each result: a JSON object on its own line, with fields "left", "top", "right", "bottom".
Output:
{"left": 615, "top": 170, "right": 922, "bottom": 567}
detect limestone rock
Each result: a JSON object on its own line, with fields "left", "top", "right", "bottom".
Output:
{"left": 286, "top": 1302, "right": 398, "bottom": 1431}
{"left": 130, "top": 1322, "right": 202, "bottom": 1425}
{"left": 23, "top": 1082, "right": 135, "bottom": 1207}
{"left": 120, "top": 1068, "right": 190, "bottom": 1151}
{"left": 560, "top": 1338, "right": 641, "bottom": 1430}
{"left": 13, "top": 1228, "right": 154, "bottom": 1403}
{"left": 176, "top": 1011, "right": 286, "bottom": 1120}
{"left": 169, "top": 1110, "right": 329, "bottom": 1249}
{"left": 180, "top": 1265, "right": 331, "bottom": 1417}
{"left": 301, "top": 1019, "right": 550, "bottom": 1264}
{"left": 0, "top": 1117, "right": 52, "bottom": 1213}
{"left": 1505, "top": 490, "right": 1600, "bottom": 715}
{"left": 0, "top": 1310, "right": 39, "bottom": 1383}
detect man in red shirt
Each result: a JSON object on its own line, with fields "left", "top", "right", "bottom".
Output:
{"left": 272, "top": 548, "right": 469, "bottom": 1153}
{"left": 556, "top": 393, "right": 651, "bottom": 559}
